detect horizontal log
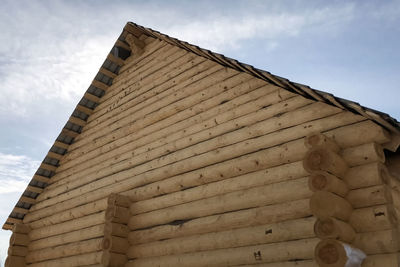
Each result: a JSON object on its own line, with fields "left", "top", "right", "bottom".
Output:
{"left": 303, "top": 148, "right": 348, "bottom": 178}
{"left": 128, "top": 177, "right": 312, "bottom": 230}
{"left": 127, "top": 217, "right": 315, "bottom": 258}
{"left": 125, "top": 238, "right": 319, "bottom": 267}
{"left": 27, "top": 251, "right": 104, "bottom": 267}
{"left": 29, "top": 224, "right": 105, "bottom": 251}
{"left": 310, "top": 191, "right": 353, "bottom": 221}
{"left": 102, "top": 250, "right": 128, "bottom": 267}
{"left": 232, "top": 260, "right": 317, "bottom": 267}
{"left": 4, "top": 255, "right": 25, "bottom": 267}
{"left": 130, "top": 161, "right": 308, "bottom": 215}
{"left": 341, "top": 142, "right": 385, "bottom": 166}
{"left": 308, "top": 171, "right": 348, "bottom": 197}
{"left": 104, "top": 222, "right": 129, "bottom": 238}
{"left": 128, "top": 198, "right": 311, "bottom": 245}
{"left": 315, "top": 239, "right": 366, "bottom": 267}
{"left": 29, "top": 211, "right": 106, "bottom": 241}
{"left": 12, "top": 224, "right": 30, "bottom": 234}
{"left": 346, "top": 184, "right": 392, "bottom": 208}
{"left": 305, "top": 132, "right": 340, "bottom": 152}
{"left": 344, "top": 162, "right": 387, "bottom": 189}
{"left": 107, "top": 193, "right": 131, "bottom": 208}
{"left": 102, "top": 235, "right": 129, "bottom": 254}
{"left": 314, "top": 217, "right": 356, "bottom": 243}
{"left": 26, "top": 238, "right": 103, "bottom": 264}
{"left": 8, "top": 245, "right": 28, "bottom": 257}
{"left": 350, "top": 204, "right": 397, "bottom": 233}
{"left": 362, "top": 253, "right": 400, "bottom": 267}
{"left": 10, "top": 233, "right": 29, "bottom": 246}
{"left": 354, "top": 229, "right": 400, "bottom": 254}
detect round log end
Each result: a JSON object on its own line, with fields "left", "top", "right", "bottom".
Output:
{"left": 309, "top": 173, "right": 328, "bottom": 191}
{"left": 315, "top": 239, "right": 347, "bottom": 267}
{"left": 103, "top": 237, "right": 111, "bottom": 250}
{"left": 310, "top": 191, "right": 352, "bottom": 221}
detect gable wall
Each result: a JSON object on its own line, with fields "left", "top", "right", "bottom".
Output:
{"left": 11, "top": 36, "right": 398, "bottom": 266}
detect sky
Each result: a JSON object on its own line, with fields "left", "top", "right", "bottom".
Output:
{"left": 0, "top": 0, "right": 399, "bottom": 263}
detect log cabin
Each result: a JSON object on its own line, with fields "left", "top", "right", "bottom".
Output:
{"left": 3, "top": 21, "right": 400, "bottom": 267}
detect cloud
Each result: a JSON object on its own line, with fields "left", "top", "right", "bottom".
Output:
{"left": 0, "top": 153, "right": 40, "bottom": 193}
{"left": 163, "top": 4, "right": 355, "bottom": 52}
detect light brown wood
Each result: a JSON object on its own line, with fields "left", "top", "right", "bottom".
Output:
{"left": 315, "top": 239, "right": 365, "bottom": 267}
{"left": 314, "top": 217, "right": 356, "bottom": 243}
{"left": 353, "top": 229, "right": 400, "bottom": 254}
{"left": 53, "top": 140, "right": 69, "bottom": 149}
{"left": 310, "top": 191, "right": 353, "bottom": 221}
{"left": 305, "top": 132, "right": 340, "bottom": 152}
{"left": 102, "top": 235, "right": 129, "bottom": 254}
{"left": 350, "top": 204, "right": 397, "bottom": 232}
{"left": 4, "top": 255, "right": 25, "bottom": 267}
{"left": 346, "top": 184, "right": 392, "bottom": 208}
{"left": 341, "top": 142, "right": 385, "bottom": 166}
{"left": 10, "top": 233, "right": 29, "bottom": 246}
{"left": 68, "top": 116, "right": 86, "bottom": 127}
{"left": 128, "top": 177, "right": 312, "bottom": 230}
{"left": 361, "top": 253, "right": 400, "bottom": 267}
{"left": 232, "top": 260, "right": 318, "bottom": 267}
{"left": 26, "top": 238, "right": 103, "bottom": 264}
{"left": 104, "top": 222, "right": 129, "bottom": 238}
{"left": 8, "top": 245, "right": 28, "bottom": 257}
{"left": 27, "top": 251, "right": 104, "bottom": 267}
{"left": 125, "top": 238, "right": 318, "bottom": 267}
{"left": 128, "top": 199, "right": 311, "bottom": 245}
{"left": 303, "top": 148, "right": 348, "bottom": 177}
{"left": 344, "top": 162, "right": 388, "bottom": 189}
{"left": 91, "top": 79, "right": 109, "bottom": 91}
{"left": 12, "top": 224, "right": 30, "bottom": 234}
{"left": 127, "top": 217, "right": 315, "bottom": 258}
{"left": 308, "top": 171, "right": 348, "bottom": 197}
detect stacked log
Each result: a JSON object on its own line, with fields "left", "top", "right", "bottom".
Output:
{"left": 303, "top": 133, "right": 366, "bottom": 267}
{"left": 5, "top": 224, "right": 30, "bottom": 267}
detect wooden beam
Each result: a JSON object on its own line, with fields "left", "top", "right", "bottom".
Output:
{"left": 39, "top": 163, "right": 58, "bottom": 172}
{"left": 107, "top": 53, "right": 125, "bottom": 66}
{"left": 69, "top": 116, "right": 87, "bottom": 127}
{"left": 27, "top": 186, "right": 43, "bottom": 194}
{"left": 83, "top": 92, "right": 101, "bottom": 103}
{"left": 12, "top": 207, "right": 29, "bottom": 215}
{"left": 7, "top": 218, "right": 23, "bottom": 224}
{"left": 123, "top": 23, "right": 143, "bottom": 38}
{"left": 33, "top": 174, "right": 50, "bottom": 183}
{"left": 54, "top": 141, "right": 69, "bottom": 150}
{"left": 92, "top": 79, "right": 109, "bottom": 91}
{"left": 47, "top": 151, "right": 63, "bottom": 160}
{"left": 20, "top": 196, "right": 36, "bottom": 204}
{"left": 99, "top": 67, "right": 117, "bottom": 79}
{"left": 76, "top": 104, "right": 94, "bottom": 116}
{"left": 115, "top": 39, "right": 131, "bottom": 51}
{"left": 3, "top": 224, "right": 13, "bottom": 230}
{"left": 61, "top": 128, "right": 80, "bottom": 138}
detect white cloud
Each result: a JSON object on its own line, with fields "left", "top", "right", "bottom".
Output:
{"left": 163, "top": 4, "right": 355, "bottom": 52}
{"left": 0, "top": 153, "right": 40, "bottom": 193}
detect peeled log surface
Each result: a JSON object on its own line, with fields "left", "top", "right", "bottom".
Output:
{"left": 12, "top": 224, "right": 30, "bottom": 234}
{"left": 128, "top": 177, "right": 312, "bottom": 230}
{"left": 353, "top": 229, "right": 400, "bottom": 254}
{"left": 29, "top": 211, "right": 105, "bottom": 241}
{"left": 24, "top": 119, "right": 388, "bottom": 224}
{"left": 341, "top": 142, "right": 385, "bottom": 166}
{"left": 310, "top": 191, "right": 353, "bottom": 221}
{"left": 104, "top": 222, "right": 129, "bottom": 238}
{"left": 346, "top": 184, "right": 392, "bottom": 208}
{"left": 362, "top": 253, "right": 400, "bottom": 267}
{"left": 314, "top": 217, "right": 356, "bottom": 243}
{"left": 29, "top": 224, "right": 105, "bottom": 251}
{"left": 127, "top": 217, "right": 315, "bottom": 258}
{"left": 26, "top": 238, "right": 103, "bottom": 264}
{"left": 344, "top": 162, "right": 388, "bottom": 190}
{"left": 8, "top": 245, "right": 28, "bottom": 257}
{"left": 125, "top": 238, "right": 319, "bottom": 267}
{"left": 129, "top": 161, "right": 307, "bottom": 215}
{"left": 128, "top": 198, "right": 311, "bottom": 245}
{"left": 315, "top": 239, "right": 365, "bottom": 267}
{"left": 27, "top": 251, "right": 104, "bottom": 267}
{"left": 232, "top": 260, "right": 318, "bottom": 267}
{"left": 10, "top": 233, "right": 29, "bottom": 246}
{"left": 4, "top": 255, "right": 25, "bottom": 267}
{"left": 350, "top": 204, "right": 397, "bottom": 233}
{"left": 102, "top": 235, "right": 129, "bottom": 254}
{"left": 308, "top": 171, "right": 348, "bottom": 197}
{"left": 303, "top": 148, "right": 348, "bottom": 178}
{"left": 107, "top": 193, "right": 131, "bottom": 208}
{"left": 305, "top": 133, "right": 340, "bottom": 152}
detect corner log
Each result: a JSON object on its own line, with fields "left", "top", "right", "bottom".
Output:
{"left": 309, "top": 191, "right": 353, "bottom": 221}
{"left": 315, "top": 239, "right": 365, "bottom": 267}
{"left": 303, "top": 148, "right": 348, "bottom": 178}
{"left": 305, "top": 132, "right": 340, "bottom": 152}
{"left": 308, "top": 171, "right": 348, "bottom": 197}
{"left": 314, "top": 217, "right": 355, "bottom": 243}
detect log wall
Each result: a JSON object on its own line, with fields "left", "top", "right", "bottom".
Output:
{"left": 18, "top": 35, "right": 398, "bottom": 266}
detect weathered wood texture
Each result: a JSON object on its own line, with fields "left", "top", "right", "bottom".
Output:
{"left": 18, "top": 38, "right": 398, "bottom": 267}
